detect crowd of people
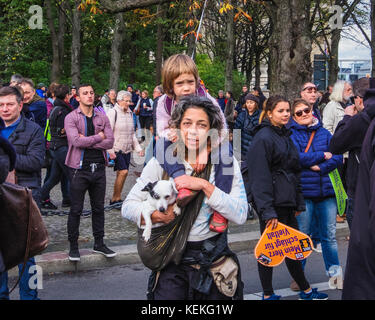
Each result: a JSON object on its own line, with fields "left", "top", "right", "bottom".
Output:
{"left": 0, "top": 53, "right": 374, "bottom": 301}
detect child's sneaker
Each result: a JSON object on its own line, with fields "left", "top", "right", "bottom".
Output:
{"left": 176, "top": 188, "right": 197, "bottom": 207}
{"left": 262, "top": 293, "right": 281, "bottom": 300}
{"left": 299, "top": 288, "right": 328, "bottom": 300}
{"left": 209, "top": 211, "right": 228, "bottom": 233}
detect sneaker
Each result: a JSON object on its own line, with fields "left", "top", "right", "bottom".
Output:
{"left": 312, "top": 243, "right": 322, "bottom": 253}
{"left": 247, "top": 203, "right": 254, "bottom": 220}
{"left": 109, "top": 200, "right": 122, "bottom": 210}
{"left": 176, "top": 188, "right": 198, "bottom": 207}
{"left": 68, "top": 247, "right": 80, "bottom": 262}
{"left": 61, "top": 199, "right": 71, "bottom": 208}
{"left": 299, "top": 288, "right": 328, "bottom": 300}
{"left": 41, "top": 199, "right": 58, "bottom": 210}
{"left": 262, "top": 293, "right": 281, "bottom": 300}
{"left": 93, "top": 244, "right": 117, "bottom": 258}
{"left": 209, "top": 211, "right": 228, "bottom": 233}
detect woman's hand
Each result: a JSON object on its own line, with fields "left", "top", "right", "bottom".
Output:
{"left": 167, "top": 128, "right": 178, "bottom": 143}
{"left": 138, "top": 150, "right": 145, "bottom": 157}
{"left": 174, "top": 175, "right": 206, "bottom": 191}
{"left": 266, "top": 218, "right": 278, "bottom": 230}
{"left": 324, "top": 152, "right": 332, "bottom": 160}
{"left": 174, "top": 175, "right": 215, "bottom": 198}
{"left": 141, "top": 204, "right": 176, "bottom": 225}
{"left": 310, "top": 165, "right": 321, "bottom": 171}
{"left": 109, "top": 152, "right": 116, "bottom": 160}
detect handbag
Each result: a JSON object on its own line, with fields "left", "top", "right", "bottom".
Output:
{"left": 0, "top": 182, "right": 49, "bottom": 290}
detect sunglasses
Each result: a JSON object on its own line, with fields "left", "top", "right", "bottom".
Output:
{"left": 294, "top": 108, "right": 311, "bottom": 117}
{"left": 302, "top": 86, "right": 317, "bottom": 93}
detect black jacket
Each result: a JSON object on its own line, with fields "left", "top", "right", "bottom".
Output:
{"left": 234, "top": 109, "right": 260, "bottom": 158}
{"left": 8, "top": 115, "right": 45, "bottom": 189}
{"left": 49, "top": 98, "right": 72, "bottom": 150}
{"left": 329, "top": 100, "right": 375, "bottom": 198}
{"left": 342, "top": 86, "right": 375, "bottom": 299}
{"left": 245, "top": 120, "right": 305, "bottom": 222}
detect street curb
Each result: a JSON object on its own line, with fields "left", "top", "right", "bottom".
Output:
{"left": 8, "top": 224, "right": 349, "bottom": 276}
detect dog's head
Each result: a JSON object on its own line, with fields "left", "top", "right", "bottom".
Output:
{"left": 141, "top": 180, "right": 178, "bottom": 213}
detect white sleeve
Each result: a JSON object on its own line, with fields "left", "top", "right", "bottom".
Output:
{"left": 205, "top": 158, "right": 248, "bottom": 225}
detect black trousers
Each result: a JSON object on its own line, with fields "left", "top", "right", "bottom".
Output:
{"left": 258, "top": 209, "right": 310, "bottom": 296}
{"left": 153, "top": 262, "right": 231, "bottom": 300}
{"left": 67, "top": 167, "right": 106, "bottom": 245}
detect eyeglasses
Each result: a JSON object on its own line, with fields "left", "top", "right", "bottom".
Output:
{"left": 302, "top": 86, "right": 317, "bottom": 93}
{"left": 294, "top": 108, "right": 311, "bottom": 117}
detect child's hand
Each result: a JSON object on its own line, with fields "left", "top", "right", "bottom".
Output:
{"left": 167, "top": 128, "right": 178, "bottom": 143}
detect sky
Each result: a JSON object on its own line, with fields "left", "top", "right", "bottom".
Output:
{"left": 339, "top": 28, "right": 372, "bottom": 61}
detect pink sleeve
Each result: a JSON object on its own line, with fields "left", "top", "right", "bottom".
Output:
{"left": 156, "top": 95, "right": 171, "bottom": 138}
{"left": 65, "top": 113, "right": 102, "bottom": 148}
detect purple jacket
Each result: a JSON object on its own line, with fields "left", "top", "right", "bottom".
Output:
{"left": 64, "top": 107, "right": 114, "bottom": 169}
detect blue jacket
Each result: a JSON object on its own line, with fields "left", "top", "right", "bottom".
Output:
{"left": 234, "top": 109, "right": 260, "bottom": 158}
{"left": 289, "top": 119, "right": 342, "bottom": 199}
{"left": 23, "top": 96, "right": 47, "bottom": 130}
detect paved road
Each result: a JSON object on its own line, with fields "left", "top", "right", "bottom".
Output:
{"left": 8, "top": 238, "right": 348, "bottom": 300}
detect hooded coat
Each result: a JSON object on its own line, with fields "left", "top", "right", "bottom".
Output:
{"left": 245, "top": 119, "right": 305, "bottom": 223}
{"left": 342, "top": 82, "right": 375, "bottom": 299}
{"left": 234, "top": 109, "right": 260, "bottom": 158}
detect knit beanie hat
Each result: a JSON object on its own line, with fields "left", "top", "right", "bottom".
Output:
{"left": 245, "top": 93, "right": 260, "bottom": 106}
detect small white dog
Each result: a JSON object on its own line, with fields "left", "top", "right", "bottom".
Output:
{"left": 141, "top": 179, "right": 181, "bottom": 242}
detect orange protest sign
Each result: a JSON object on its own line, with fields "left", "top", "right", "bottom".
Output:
{"left": 254, "top": 222, "right": 313, "bottom": 267}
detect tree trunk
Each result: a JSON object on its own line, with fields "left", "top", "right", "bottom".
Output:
{"left": 46, "top": 0, "right": 60, "bottom": 82}
{"left": 155, "top": 4, "right": 164, "bottom": 84}
{"left": 186, "top": 33, "right": 196, "bottom": 58}
{"left": 372, "top": 0, "right": 375, "bottom": 77}
{"left": 109, "top": 13, "right": 125, "bottom": 91}
{"left": 225, "top": 2, "right": 234, "bottom": 92}
{"left": 71, "top": 0, "right": 81, "bottom": 87}
{"left": 57, "top": 0, "right": 68, "bottom": 72}
{"left": 328, "top": 28, "right": 341, "bottom": 85}
{"left": 268, "top": 0, "right": 312, "bottom": 100}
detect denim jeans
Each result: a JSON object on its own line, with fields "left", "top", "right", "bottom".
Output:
{"left": 0, "top": 257, "right": 39, "bottom": 300}
{"left": 296, "top": 197, "right": 340, "bottom": 274}
{"left": 41, "top": 146, "right": 70, "bottom": 202}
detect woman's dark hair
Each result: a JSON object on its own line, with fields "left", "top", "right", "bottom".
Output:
{"left": 319, "top": 91, "right": 331, "bottom": 105}
{"left": 55, "top": 84, "right": 70, "bottom": 100}
{"left": 169, "top": 95, "right": 224, "bottom": 132}
{"left": 259, "top": 95, "right": 290, "bottom": 124}
{"left": 47, "top": 82, "right": 59, "bottom": 98}
{"left": 226, "top": 91, "right": 234, "bottom": 99}
{"left": 291, "top": 99, "right": 311, "bottom": 116}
